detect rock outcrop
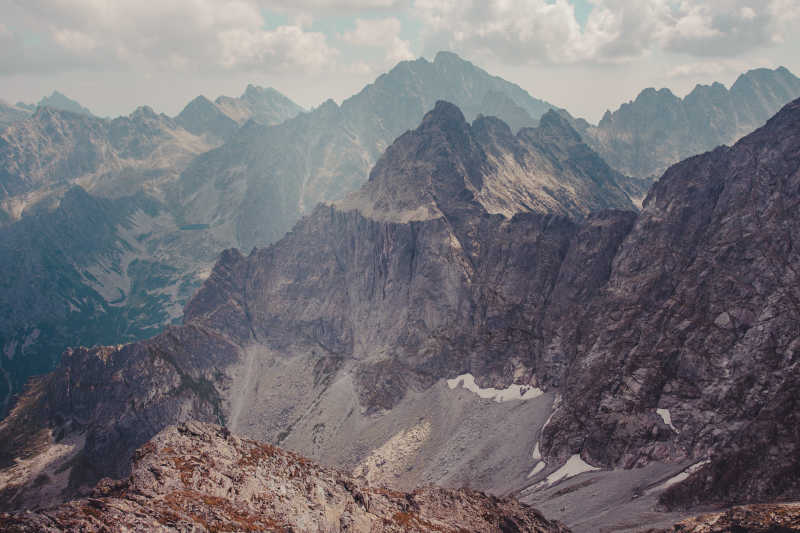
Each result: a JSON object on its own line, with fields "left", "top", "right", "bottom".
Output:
{"left": 0, "top": 421, "right": 569, "bottom": 533}
{"left": 655, "top": 503, "right": 800, "bottom": 533}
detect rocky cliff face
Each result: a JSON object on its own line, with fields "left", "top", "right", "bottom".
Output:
{"left": 0, "top": 55, "right": 568, "bottom": 444}
{"left": 580, "top": 66, "right": 800, "bottom": 179}
{"left": 176, "top": 51, "right": 562, "bottom": 251}
{"left": 0, "top": 421, "right": 569, "bottom": 532}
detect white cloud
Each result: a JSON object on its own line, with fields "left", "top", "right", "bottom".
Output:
{"left": 6, "top": 0, "right": 338, "bottom": 74}
{"left": 342, "top": 18, "right": 414, "bottom": 64}
{"left": 412, "top": 0, "right": 799, "bottom": 65}
{"left": 262, "top": 0, "right": 400, "bottom": 9}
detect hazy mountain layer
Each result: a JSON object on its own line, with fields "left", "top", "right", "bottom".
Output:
{"left": 35, "top": 91, "right": 94, "bottom": 117}
{"left": 0, "top": 106, "right": 217, "bottom": 220}
{"left": 0, "top": 101, "right": 30, "bottom": 131}
{"left": 0, "top": 54, "right": 574, "bottom": 433}
{"left": 0, "top": 187, "right": 226, "bottom": 416}
{"left": 176, "top": 51, "right": 561, "bottom": 251}
{"left": 176, "top": 85, "right": 303, "bottom": 142}
{"left": 214, "top": 84, "right": 305, "bottom": 126}
{"left": 579, "top": 66, "right": 800, "bottom": 179}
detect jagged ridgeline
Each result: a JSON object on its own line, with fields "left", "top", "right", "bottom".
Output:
{"left": 2, "top": 96, "right": 800, "bottom": 531}
{"left": 0, "top": 52, "right": 566, "bottom": 421}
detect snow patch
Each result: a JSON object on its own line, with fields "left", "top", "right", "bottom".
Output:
{"left": 528, "top": 461, "right": 546, "bottom": 478}
{"left": 446, "top": 373, "right": 543, "bottom": 402}
{"left": 545, "top": 454, "right": 600, "bottom": 485}
{"left": 532, "top": 442, "right": 541, "bottom": 460}
{"left": 648, "top": 460, "right": 710, "bottom": 494}
{"left": 657, "top": 408, "right": 678, "bottom": 432}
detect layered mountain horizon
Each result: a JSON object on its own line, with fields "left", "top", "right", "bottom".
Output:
{"left": 2, "top": 94, "right": 799, "bottom": 531}
{"left": 2, "top": 49, "right": 800, "bottom": 532}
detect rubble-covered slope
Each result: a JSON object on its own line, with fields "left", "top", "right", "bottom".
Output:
{"left": 0, "top": 421, "right": 569, "bottom": 533}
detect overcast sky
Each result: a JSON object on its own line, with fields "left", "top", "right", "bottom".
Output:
{"left": 1, "top": 0, "right": 799, "bottom": 123}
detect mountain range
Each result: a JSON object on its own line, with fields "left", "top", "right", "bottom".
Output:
{"left": 2, "top": 94, "right": 799, "bottom": 531}
{"left": 0, "top": 52, "right": 577, "bottom": 417}
{"left": 579, "top": 66, "right": 800, "bottom": 180}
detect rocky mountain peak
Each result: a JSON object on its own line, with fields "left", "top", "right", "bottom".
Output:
{"left": 417, "top": 100, "right": 471, "bottom": 138}
{"left": 338, "top": 101, "right": 634, "bottom": 223}
{"left": 176, "top": 94, "right": 238, "bottom": 140}
{"left": 584, "top": 66, "right": 800, "bottom": 178}
{"left": 527, "top": 109, "right": 582, "bottom": 144}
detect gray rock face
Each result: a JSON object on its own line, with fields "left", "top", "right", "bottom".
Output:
{"left": 0, "top": 421, "right": 570, "bottom": 533}
{"left": 177, "top": 51, "right": 562, "bottom": 251}
{"left": 0, "top": 56, "right": 567, "bottom": 443}
{"left": 5, "top": 77, "right": 800, "bottom": 529}
{"left": 580, "top": 66, "right": 800, "bottom": 179}
{"left": 341, "top": 102, "right": 634, "bottom": 221}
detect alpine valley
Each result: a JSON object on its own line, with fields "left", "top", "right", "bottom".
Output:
{"left": 1, "top": 51, "right": 800, "bottom": 532}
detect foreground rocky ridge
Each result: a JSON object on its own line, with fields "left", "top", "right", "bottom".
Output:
{"left": 0, "top": 421, "right": 569, "bottom": 532}
{"left": 2, "top": 98, "right": 800, "bottom": 529}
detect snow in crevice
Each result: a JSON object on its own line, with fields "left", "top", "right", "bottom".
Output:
{"left": 647, "top": 459, "right": 710, "bottom": 494}
{"left": 446, "top": 373, "right": 543, "bottom": 402}
{"left": 657, "top": 408, "right": 678, "bottom": 432}
{"left": 544, "top": 454, "right": 600, "bottom": 485}
{"left": 528, "top": 461, "right": 546, "bottom": 478}
{"left": 532, "top": 442, "right": 541, "bottom": 460}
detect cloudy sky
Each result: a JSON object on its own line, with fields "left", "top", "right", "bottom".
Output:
{"left": 1, "top": 0, "right": 799, "bottom": 122}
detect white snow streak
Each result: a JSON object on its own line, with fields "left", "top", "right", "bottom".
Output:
{"left": 648, "top": 460, "right": 710, "bottom": 494}
{"left": 545, "top": 454, "right": 599, "bottom": 485}
{"left": 446, "top": 373, "right": 543, "bottom": 402}
{"left": 657, "top": 408, "right": 678, "bottom": 432}
{"left": 528, "top": 461, "right": 546, "bottom": 478}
